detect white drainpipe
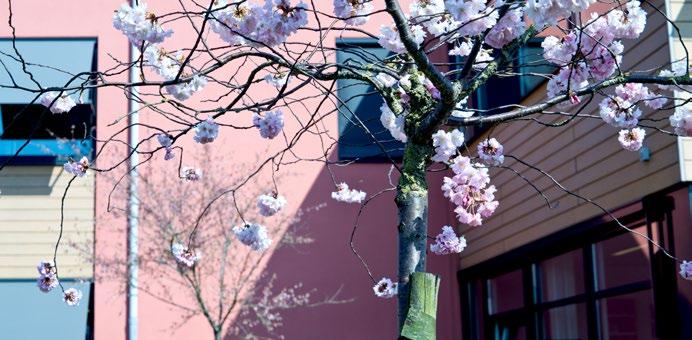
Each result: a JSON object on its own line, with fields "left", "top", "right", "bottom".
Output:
{"left": 126, "top": 2, "right": 140, "bottom": 337}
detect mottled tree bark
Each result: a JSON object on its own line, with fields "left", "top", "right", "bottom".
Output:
{"left": 396, "top": 142, "right": 432, "bottom": 334}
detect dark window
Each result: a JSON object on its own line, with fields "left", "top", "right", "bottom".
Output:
{"left": 459, "top": 207, "right": 676, "bottom": 340}
{"left": 336, "top": 38, "right": 404, "bottom": 161}
{"left": 453, "top": 38, "right": 556, "bottom": 141}
{"left": 1, "top": 104, "right": 94, "bottom": 140}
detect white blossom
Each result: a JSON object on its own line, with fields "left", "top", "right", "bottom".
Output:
{"left": 37, "top": 260, "right": 56, "bottom": 276}
{"left": 380, "top": 103, "right": 408, "bottom": 143}
{"left": 180, "top": 166, "right": 202, "bottom": 182}
{"left": 253, "top": 110, "right": 285, "bottom": 139}
{"left": 431, "top": 129, "right": 465, "bottom": 163}
{"left": 210, "top": 0, "right": 308, "bottom": 47}
{"left": 165, "top": 75, "right": 207, "bottom": 101}
{"left": 430, "top": 226, "right": 467, "bottom": 255}
{"left": 193, "top": 118, "right": 219, "bottom": 144}
{"left": 143, "top": 45, "right": 182, "bottom": 80}
{"left": 670, "top": 103, "right": 692, "bottom": 137}
{"left": 477, "top": 138, "right": 504, "bottom": 166}
{"left": 618, "top": 128, "right": 645, "bottom": 151}
{"left": 444, "top": 0, "right": 497, "bottom": 36}
{"left": 331, "top": 182, "right": 366, "bottom": 204}
{"left": 171, "top": 243, "right": 201, "bottom": 267}
{"left": 63, "top": 288, "right": 83, "bottom": 306}
{"left": 607, "top": 1, "right": 646, "bottom": 39}
{"left": 39, "top": 92, "right": 76, "bottom": 114}
{"left": 36, "top": 274, "right": 58, "bottom": 293}
{"left": 257, "top": 194, "right": 287, "bottom": 217}
{"left": 525, "top": 0, "right": 596, "bottom": 27}
{"left": 333, "top": 0, "right": 372, "bottom": 26}
{"left": 233, "top": 223, "right": 273, "bottom": 252}
{"left": 485, "top": 9, "right": 526, "bottom": 49}
{"left": 156, "top": 133, "right": 172, "bottom": 148}
{"left": 64, "top": 157, "right": 89, "bottom": 177}
{"left": 113, "top": 2, "right": 173, "bottom": 46}
{"left": 373, "top": 278, "right": 397, "bottom": 298}
{"left": 378, "top": 25, "right": 425, "bottom": 54}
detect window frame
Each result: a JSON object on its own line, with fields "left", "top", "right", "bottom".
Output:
{"left": 335, "top": 38, "right": 404, "bottom": 162}
{"left": 458, "top": 196, "right": 680, "bottom": 339}
{"left": 0, "top": 37, "right": 97, "bottom": 165}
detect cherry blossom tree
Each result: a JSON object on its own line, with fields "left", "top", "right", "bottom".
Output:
{"left": 4, "top": 0, "right": 692, "bottom": 338}
{"left": 88, "top": 148, "right": 344, "bottom": 339}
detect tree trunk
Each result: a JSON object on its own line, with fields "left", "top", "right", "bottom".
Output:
{"left": 213, "top": 327, "right": 222, "bottom": 340}
{"left": 396, "top": 142, "right": 432, "bottom": 334}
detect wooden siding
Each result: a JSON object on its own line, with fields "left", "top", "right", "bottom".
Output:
{"left": 0, "top": 166, "right": 94, "bottom": 279}
{"left": 459, "top": 1, "right": 680, "bottom": 267}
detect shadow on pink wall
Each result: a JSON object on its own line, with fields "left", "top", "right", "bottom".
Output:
{"left": 228, "top": 159, "right": 462, "bottom": 339}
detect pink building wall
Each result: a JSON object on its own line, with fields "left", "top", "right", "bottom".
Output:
{"left": 1, "top": 1, "right": 462, "bottom": 339}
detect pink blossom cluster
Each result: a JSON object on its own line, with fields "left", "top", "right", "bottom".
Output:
{"left": 36, "top": 260, "right": 58, "bottom": 293}
{"left": 430, "top": 226, "right": 467, "bottom": 255}
{"left": 442, "top": 156, "right": 499, "bottom": 226}
{"left": 331, "top": 182, "right": 367, "bottom": 204}
{"left": 380, "top": 103, "right": 408, "bottom": 143}
{"left": 113, "top": 2, "right": 173, "bottom": 46}
{"left": 670, "top": 103, "right": 692, "bottom": 137}
{"left": 477, "top": 138, "right": 504, "bottom": 166}
{"left": 63, "top": 288, "right": 83, "bottom": 307}
{"left": 485, "top": 8, "right": 526, "bottom": 49}
{"left": 257, "top": 193, "right": 287, "bottom": 217}
{"left": 444, "top": 0, "right": 498, "bottom": 37}
{"left": 164, "top": 75, "right": 207, "bottom": 101}
{"left": 156, "top": 133, "right": 175, "bottom": 160}
{"left": 599, "top": 83, "right": 667, "bottom": 129}
{"left": 210, "top": 0, "right": 308, "bottom": 47}
{"left": 617, "top": 127, "right": 646, "bottom": 151}
{"left": 378, "top": 24, "right": 426, "bottom": 54}
{"left": 233, "top": 223, "right": 273, "bottom": 252}
{"left": 39, "top": 92, "right": 76, "bottom": 114}
{"left": 193, "top": 118, "right": 219, "bottom": 144}
{"left": 253, "top": 110, "right": 285, "bottom": 139}
{"left": 525, "top": 0, "right": 595, "bottom": 27}
{"left": 431, "top": 129, "right": 465, "bottom": 163}
{"left": 64, "top": 157, "right": 89, "bottom": 177}
{"left": 180, "top": 166, "right": 202, "bottom": 182}
{"left": 599, "top": 96, "right": 642, "bottom": 128}
{"left": 373, "top": 278, "right": 398, "bottom": 298}
{"left": 614, "top": 83, "right": 668, "bottom": 110}
{"left": 410, "top": 0, "right": 459, "bottom": 37}
{"left": 171, "top": 243, "right": 201, "bottom": 267}
{"left": 333, "top": 0, "right": 372, "bottom": 26}
{"left": 680, "top": 261, "right": 692, "bottom": 280}
{"left": 543, "top": 2, "right": 647, "bottom": 103}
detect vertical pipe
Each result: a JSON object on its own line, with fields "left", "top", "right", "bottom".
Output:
{"left": 126, "top": 1, "right": 140, "bottom": 337}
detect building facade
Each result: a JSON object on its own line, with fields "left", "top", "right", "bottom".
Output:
{"left": 456, "top": 0, "right": 692, "bottom": 338}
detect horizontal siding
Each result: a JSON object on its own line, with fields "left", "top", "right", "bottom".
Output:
{"left": 0, "top": 166, "right": 94, "bottom": 279}
{"left": 460, "top": 2, "right": 680, "bottom": 267}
